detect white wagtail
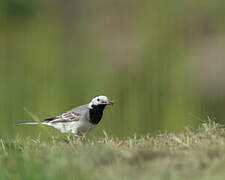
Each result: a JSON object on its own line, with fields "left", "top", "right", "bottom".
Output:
{"left": 17, "top": 95, "right": 114, "bottom": 137}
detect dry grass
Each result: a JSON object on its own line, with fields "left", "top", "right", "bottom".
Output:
{"left": 1, "top": 120, "right": 225, "bottom": 180}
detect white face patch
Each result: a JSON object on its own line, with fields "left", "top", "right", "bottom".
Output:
{"left": 88, "top": 95, "right": 109, "bottom": 108}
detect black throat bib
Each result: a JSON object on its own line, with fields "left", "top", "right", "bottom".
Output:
{"left": 89, "top": 104, "right": 107, "bottom": 125}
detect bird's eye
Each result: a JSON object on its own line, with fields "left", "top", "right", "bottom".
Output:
{"left": 97, "top": 98, "right": 100, "bottom": 101}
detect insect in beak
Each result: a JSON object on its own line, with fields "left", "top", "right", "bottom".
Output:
{"left": 107, "top": 100, "right": 114, "bottom": 105}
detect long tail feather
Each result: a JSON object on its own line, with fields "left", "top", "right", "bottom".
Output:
{"left": 16, "top": 121, "right": 39, "bottom": 126}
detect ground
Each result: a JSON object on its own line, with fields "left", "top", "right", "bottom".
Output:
{"left": 1, "top": 120, "right": 225, "bottom": 180}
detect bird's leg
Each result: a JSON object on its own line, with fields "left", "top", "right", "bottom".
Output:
{"left": 82, "top": 127, "right": 91, "bottom": 140}
{"left": 71, "top": 131, "right": 83, "bottom": 141}
{"left": 80, "top": 132, "right": 86, "bottom": 142}
{"left": 76, "top": 131, "right": 90, "bottom": 142}
{"left": 75, "top": 128, "right": 92, "bottom": 142}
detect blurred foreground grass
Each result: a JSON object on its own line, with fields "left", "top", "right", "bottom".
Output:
{"left": 1, "top": 120, "right": 225, "bottom": 180}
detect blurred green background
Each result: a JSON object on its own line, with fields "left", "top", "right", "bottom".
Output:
{"left": 0, "top": 0, "right": 225, "bottom": 138}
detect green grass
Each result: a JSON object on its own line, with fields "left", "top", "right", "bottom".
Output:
{"left": 1, "top": 120, "right": 225, "bottom": 180}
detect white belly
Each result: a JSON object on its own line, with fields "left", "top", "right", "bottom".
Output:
{"left": 45, "top": 120, "right": 95, "bottom": 134}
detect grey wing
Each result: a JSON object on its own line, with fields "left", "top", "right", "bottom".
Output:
{"left": 67, "top": 104, "right": 89, "bottom": 114}
{"left": 44, "top": 104, "right": 89, "bottom": 123}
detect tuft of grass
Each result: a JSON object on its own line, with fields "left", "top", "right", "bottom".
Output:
{"left": 23, "top": 108, "right": 54, "bottom": 139}
{"left": 1, "top": 120, "right": 225, "bottom": 179}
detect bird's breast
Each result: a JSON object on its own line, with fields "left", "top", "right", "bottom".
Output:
{"left": 89, "top": 104, "right": 106, "bottom": 124}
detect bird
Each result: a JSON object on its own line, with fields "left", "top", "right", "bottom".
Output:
{"left": 16, "top": 95, "right": 114, "bottom": 138}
